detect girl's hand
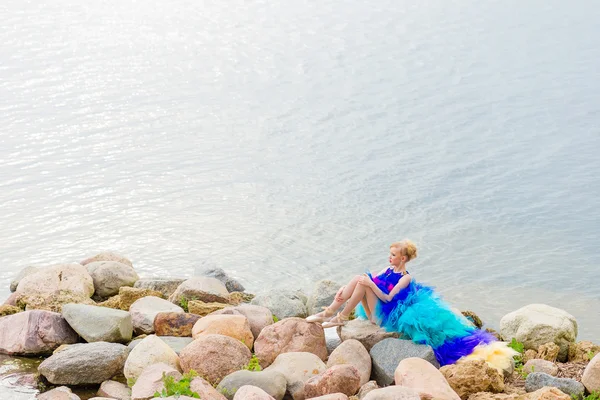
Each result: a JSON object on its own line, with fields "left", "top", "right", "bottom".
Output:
{"left": 335, "top": 285, "right": 346, "bottom": 302}
{"left": 358, "top": 275, "right": 373, "bottom": 288}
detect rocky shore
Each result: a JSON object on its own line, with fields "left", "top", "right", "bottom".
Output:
{"left": 0, "top": 252, "right": 598, "bottom": 400}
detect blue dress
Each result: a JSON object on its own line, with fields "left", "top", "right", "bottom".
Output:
{"left": 355, "top": 267, "right": 496, "bottom": 366}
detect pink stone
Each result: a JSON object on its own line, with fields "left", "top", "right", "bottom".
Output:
{"left": 0, "top": 310, "right": 78, "bottom": 355}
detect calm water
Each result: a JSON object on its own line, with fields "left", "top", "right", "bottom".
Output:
{"left": 1, "top": 0, "right": 600, "bottom": 396}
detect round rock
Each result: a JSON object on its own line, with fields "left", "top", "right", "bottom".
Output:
{"left": 179, "top": 334, "right": 251, "bottom": 385}
{"left": 327, "top": 339, "right": 371, "bottom": 386}
{"left": 38, "top": 342, "right": 127, "bottom": 385}
{"left": 85, "top": 261, "right": 139, "bottom": 298}
{"left": 124, "top": 334, "right": 180, "bottom": 381}
{"left": 499, "top": 304, "right": 577, "bottom": 361}
{"left": 254, "top": 317, "right": 327, "bottom": 368}
{"left": 217, "top": 369, "right": 287, "bottom": 400}
{"left": 251, "top": 289, "right": 308, "bottom": 320}
{"left": 129, "top": 296, "right": 184, "bottom": 335}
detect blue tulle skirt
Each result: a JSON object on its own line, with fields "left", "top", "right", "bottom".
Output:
{"left": 355, "top": 280, "right": 496, "bottom": 366}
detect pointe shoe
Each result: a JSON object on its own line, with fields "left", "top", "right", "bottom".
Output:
{"left": 321, "top": 313, "right": 349, "bottom": 328}
{"left": 306, "top": 307, "right": 334, "bottom": 323}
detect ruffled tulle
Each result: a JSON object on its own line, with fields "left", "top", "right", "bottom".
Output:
{"left": 356, "top": 278, "right": 498, "bottom": 366}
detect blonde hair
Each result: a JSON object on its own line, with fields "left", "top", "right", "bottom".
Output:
{"left": 390, "top": 239, "right": 418, "bottom": 261}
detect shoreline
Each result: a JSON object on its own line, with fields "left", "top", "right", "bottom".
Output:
{"left": 0, "top": 253, "right": 598, "bottom": 400}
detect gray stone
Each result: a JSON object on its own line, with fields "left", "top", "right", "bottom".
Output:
{"left": 325, "top": 326, "right": 342, "bottom": 354}
{"left": 10, "top": 266, "right": 40, "bottom": 292}
{"left": 525, "top": 372, "right": 585, "bottom": 399}
{"left": 128, "top": 335, "right": 193, "bottom": 355}
{"left": 337, "top": 319, "right": 401, "bottom": 351}
{"left": 370, "top": 338, "right": 439, "bottom": 387}
{"left": 306, "top": 280, "right": 341, "bottom": 315}
{"left": 62, "top": 303, "right": 132, "bottom": 343}
{"left": 129, "top": 296, "right": 184, "bottom": 335}
{"left": 133, "top": 278, "right": 186, "bottom": 298}
{"left": 86, "top": 261, "right": 139, "bottom": 298}
{"left": 198, "top": 267, "right": 245, "bottom": 293}
{"left": 217, "top": 369, "right": 287, "bottom": 400}
{"left": 167, "top": 276, "right": 230, "bottom": 304}
{"left": 251, "top": 289, "right": 308, "bottom": 320}
{"left": 0, "top": 310, "right": 78, "bottom": 355}
{"left": 38, "top": 342, "right": 127, "bottom": 385}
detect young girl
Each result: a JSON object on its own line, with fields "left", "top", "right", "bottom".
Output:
{"left": 306, "top": 239, "right": 517, "bottom": 370}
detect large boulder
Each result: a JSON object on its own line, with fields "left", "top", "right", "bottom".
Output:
{"left": 469, "top": 387, "right": 571, "bottom": 400}
{"left": 10, "top": 265, "right": 40, "bottom": 292}
{"left": 179, "top": 334, "right": 251, "bottom": 385}
{"left": 61, "top": 303, "right": 132, "bottom": 343}
{"left": 212, "top": 303, "right": 274, "bottom": 339}
{"left": 232, "top": 385, "right": 275, "bottom": 400}
{"left": 254, "top": 317, "right": 328, "bottom": 368}
{"left": 499, "top": 304, "right": 577, "bottom": 361}
{"left": 582, "top": 353, "right": 600, "bottom": 393}
{"left": 167, "top": 277, "right": 230, "bottom": 304}
{"left": 305, "top": 395, "right": 348, "bottom": 400}
{"left": 216, "top": 369, "right": 287, "bottom": 400}
{"left": 131, "top": 362, "right": 181, "bottom": 400}
{"left": 251, "top": 290, "right": 307, "bottom": 320}
{"left": 264, "top": 352, "right": 327, "bottom": 400}
{"left": 336, "top": 319, "right": 401, "bottom": 351}
{"left": 440, "top": 360, "right": 504, "bottom": 400}
{"left": 303, "top": 364, "right": 361, "bottom": 398}
{"left": 38, "top": 342, "right": 127, "bottom": 385}
{"left": 0, "top": 310, "right": 78, "bottom": 355}
{"left": 327, "top": 339, "right": 371, "bottom": 386}
{"left": 81, "top": 252, "right": 133, "bottom": 267}
{"left": 16, "top": 263, "right": 94, "bottom": 298}
{"left": 394, "top": 357, "right": 460, "bottom": 400}
{"left": 362, "top": 386, "right": 421, "bottom": 400}
{"left": 306, "top": 280, "right": 340, "bottom": 315}
{"left": 370, "top": 338, "right": 438, "bottom": 387}
{"left": 198, "top": 267, "right": 245, "bottom": 293}
{"left": 97, "top": 380, "right": 131, "bottom": 400}
{"left": 128, "top": 336, "right": 192, "bottom": 355}
{"left": 154, "top": 312, "right": 201, "bottom": 337}
{"left": 129, "top": 296, "right": 184, "bottom": 335}
{"left": 525, "top": 372, "right": 585, "bottom": 399}
{"left": 124, "top": 335, "right": 180, "bottom": 381}
{"left": 85, "top": 261, "right": 139, "bottom": 298}
{"left": 192, "top": 314, "right": 254, "bottom": 349}
{"left": 133, "top": 278, "right": 186, "bottom": 298}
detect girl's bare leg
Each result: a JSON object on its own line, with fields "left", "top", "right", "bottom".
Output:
{"left": 338, "top": 283, "right": 368, "bottom": 317}
{"left": 307, "top": 275, "right": 362, "bottom": 321}
{"left": 364, "top": 287, "right": 379, "bottom": 324}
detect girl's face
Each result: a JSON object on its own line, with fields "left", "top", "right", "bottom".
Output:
{"left": 389, "top": 246, "right": 404, "bottom": 266}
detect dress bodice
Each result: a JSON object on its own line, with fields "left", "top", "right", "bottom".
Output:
{"left": 371, "top": 267, "right": 408, "bottom": 293}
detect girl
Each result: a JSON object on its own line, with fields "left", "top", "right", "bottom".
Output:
{"left": 306, "top": 239, "right": 517, "bottom": 370}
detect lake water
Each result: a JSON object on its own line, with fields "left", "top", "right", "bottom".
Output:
{"left": 1, "top": 0, "right": 599, "bottom": 396}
